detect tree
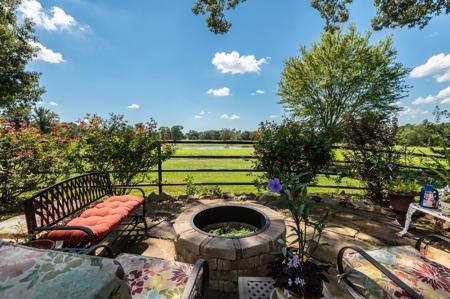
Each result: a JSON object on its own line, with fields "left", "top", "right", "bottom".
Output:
{"left": 32, "top": 107, "right": 59, "bottom": 134}
{"left": 310, "top": 0, "right": 352, "bottom": 32}
{"left": 193, "top": 0, "right": 448, "bottom": 34}
{"left": 1, "top": 0, "right": 44, "bottom": 109}
{"left": 192, "top": 0, "right": 246, "bottom": 34}
{"left": 253, "top": 119, "right": 333, "bottom": 185}
{"left": 73, "top": 114, "right": 174, "bottom": 186}
{"left": 186, "top": 130, "right": 200, "bottom": 140}
{"left": 0, "top": 119, "right": 73, "bottom": 211}
{"left": 1, "top": 104, "right": 32, "bottom": 129}
{"left": 220, "top": 128, "right": 233, "bottom": 140}
{"left": 160, "top": 126, "right": 171, "bottom": 139}
{"left": 170, "top": 125, "right": 185, "bottom": 140}
{"left": 343, "top": 111, "right": 400, "bottom": 206}
{"left": 278, "top": 26, "right": 409, "bottom": 140}
{"left": 372, "top": 0, "right": 450, "bottom": 30}
{"left": 241, "top": 130, "right": 253, "bottom": 140}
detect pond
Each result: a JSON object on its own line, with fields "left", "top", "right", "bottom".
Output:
{"left": 176, "top": 145, "right": 253, "bottom": 150}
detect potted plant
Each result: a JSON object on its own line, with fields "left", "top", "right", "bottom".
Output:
{"left": 268, "top": 174, "right": 330, "bottom": 299}
{"left": 387, "top": 178, "right": 418, "bottom": 214}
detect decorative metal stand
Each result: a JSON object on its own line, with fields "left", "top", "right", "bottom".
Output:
{"left": 398, "top": 203, "right": 450, "bottom": 237}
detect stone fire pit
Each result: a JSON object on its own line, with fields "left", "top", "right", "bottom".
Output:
{"left": 173, "top": 202, "right": 286, "bottom": 293}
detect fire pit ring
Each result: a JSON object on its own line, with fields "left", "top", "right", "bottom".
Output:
{"left": 191, "top": 205, "right": 270, "bottom": 238}
{"left": 174, "top": 202, "right": 286, "bottom": 293}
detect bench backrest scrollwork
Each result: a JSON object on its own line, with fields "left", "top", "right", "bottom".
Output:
{"left": 24, "top": 172, "right": 112, "bottom": 234}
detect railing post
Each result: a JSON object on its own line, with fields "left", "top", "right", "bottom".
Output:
{"left": 157, "top": 141, "right": 163, "bottom": 194}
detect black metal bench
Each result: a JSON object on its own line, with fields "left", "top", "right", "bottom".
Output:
{"left": 24, "top": 172, "right": 149, "bottom": 254}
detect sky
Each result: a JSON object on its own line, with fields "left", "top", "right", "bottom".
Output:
{"left": 19, "top": 0, "right": 450, "bottom": 131}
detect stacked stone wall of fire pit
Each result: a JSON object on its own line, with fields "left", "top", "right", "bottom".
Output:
{"left": 173, "top": 202, "right": 286, "bottom": 293}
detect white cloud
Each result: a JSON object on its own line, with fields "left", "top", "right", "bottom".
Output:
{"left": 410, "top": 53, "right": 450, "bottom": 82}
{"left": 437, "top": 86, "right": 450, "bottom": 99}
{"left": 31, "top": 41, "right": 64, "bottom": 63}
{"left": 221, "top": 113, "right": 240, "bottom": 120}
{"left": 194, "top": 110, "right": 208, "bottom": 119}
{"left": 48, "top": 101, "right": 58, "bottom": 106}
{"left": 411, "top": 86, "right": 450, "bottom": 105}
{"left": 128, "top": 104, "right": 140, "bottom": 109}
{"left": 251, "top": 89, "right": 265, "bottom": 96}
{"left": 412, "top": 95, "right": 437, "bottom": 105}
{"left": 269, "top": 115, "right": 279, "bottom": 118}
{"left": 207, "top": 87, "right": 230, "bottom": 97}
{"left": 212, "top": 51, "right": 268, "bottom": 74}
{"left": 390, "top": 101, "right": 402, "bottom": 107}
{"left": 400, "top": 107, "right": 429, "bottom": 118}
{"left": 19, "top": 0, "right": 76, "bottom": 31}
{"left": 428, "top": 32, "right": 440, "bottom": 38}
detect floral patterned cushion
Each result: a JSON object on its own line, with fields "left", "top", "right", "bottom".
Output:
{"left": 343, "top": 245, "right": 450, "bottom": 299}
{"left": 0, "top": 240, "right": 131, "bottom": 299}
{"left": 116, "top": 253, "right": 194, "bottom": 299}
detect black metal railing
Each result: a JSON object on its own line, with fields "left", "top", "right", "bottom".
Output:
{"left": 130, "top": 140, "right": 445, "bottom": 194}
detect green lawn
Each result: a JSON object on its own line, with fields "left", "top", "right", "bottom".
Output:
{"left": 136, "top": 144, "right": 395, "bottom": 196}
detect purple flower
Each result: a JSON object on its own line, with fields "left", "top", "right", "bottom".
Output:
{"left": 289, "top": 255, "right": 300, "bottom": 269}
{"left": 386, "top": 163, "right": 394, "bottom": 171}
{"left": 288, "top": 278, "right": 293, "bottom": 286}
{"left": 268, "top": 178, "right": 282, "bottom": 193}
{"left": 295, "top": 277, "right": 305, "bottom": 286}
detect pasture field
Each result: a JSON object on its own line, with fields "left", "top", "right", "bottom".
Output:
{"left": 138, "top": 144, "right": 438, "bottom": 196}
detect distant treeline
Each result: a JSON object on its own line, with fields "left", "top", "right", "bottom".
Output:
{"left": 162, "top": 122, "right": 450, "bottom": 146}
{"left": 397, "top": 121, "right": 450, "bottom": 147}
{"left": 160, "top": 126, "right": 255, "bottom": 141}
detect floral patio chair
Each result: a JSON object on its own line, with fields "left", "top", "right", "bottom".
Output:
{"left": 0, "top": 240, "right": 130, "bottom": 299}
{"left": 337, "top": 234, "right": 450, "bottom": 299}
{"left": 0, "top": 240, "right": 209, "bottom": 299}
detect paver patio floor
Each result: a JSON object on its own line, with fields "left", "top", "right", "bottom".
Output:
{"left": 1, "top": 193, "right": 448, "bottom": 299}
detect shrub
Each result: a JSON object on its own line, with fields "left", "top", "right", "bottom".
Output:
{"left": 0, "top": 119, "right": 73, "bottom": 211}
{"left": 72, "top": 114, "right": 174, "bottom": 187}
{"left": 253, "top": 119, "right": 333, "bottom": 186}
{"left": 343, "top": 111, "right": 400, "bottom": 205}
{"left": 184, "top": 175, "right": 199, "bottom": 195}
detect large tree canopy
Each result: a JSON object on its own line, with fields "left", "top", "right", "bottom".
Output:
{"left": 193, "top": 0, "right": 448, "bottom": 34}
{"left": 371, "top": 0, "right": 450, "bottom": 30}
{"left": 278, "top": 26, "right": 409, "bottom": 139}
{"left": 0, "top": 0, "right": 44, "bottom": 109}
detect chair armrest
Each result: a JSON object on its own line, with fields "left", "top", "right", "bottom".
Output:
{"left": 36, "top": 226, "right": 96, "bottom": 247}
{"left": 337, "top": 246, "right": 423, "bottom": 299}
{"left": 182, "top": 259, "right": 209, "bottom": 299}
{"left": 55, "top": 244, "right": 114, "bottom": 258}
{"left": 110, "top": 186, "right": 146, "bottom": 198}
{"left": 81, "top": 244, "right": 114, "bottom": 258}
{"left": 416, "top": 233, "right": 450, "bottom": 251}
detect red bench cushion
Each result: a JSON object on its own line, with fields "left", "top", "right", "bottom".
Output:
{"left": 45, "top": 195, "right": 144, "bottom": 245}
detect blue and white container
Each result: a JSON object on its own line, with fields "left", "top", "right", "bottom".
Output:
{"left": 419, "top": 183, "right": 439, "bottom": 208}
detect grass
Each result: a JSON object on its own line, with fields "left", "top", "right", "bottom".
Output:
{"left": 207, "top": 225, "right": 256, "bottom": 237}
{"left": 136, "top": 144, "right": 432, "bottom": 196}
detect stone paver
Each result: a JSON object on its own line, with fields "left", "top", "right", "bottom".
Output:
{"left": 0, "top": 214, "right": 27, "bottom": 239}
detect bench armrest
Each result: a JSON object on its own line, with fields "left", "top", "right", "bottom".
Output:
{"left": 416, "top": 233, "right": 450, "bottom": 251}
{"left": 36, "top": 225, "right": 96, "bottom": 247}
{"left": 337, "top": 246, "right": 423, "bottom": 299}
{"left": 110, "top": 186, "right": 146, "bottom": 198}
{"left": 182, "top": 259, "right": 209, "bottom": 299}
